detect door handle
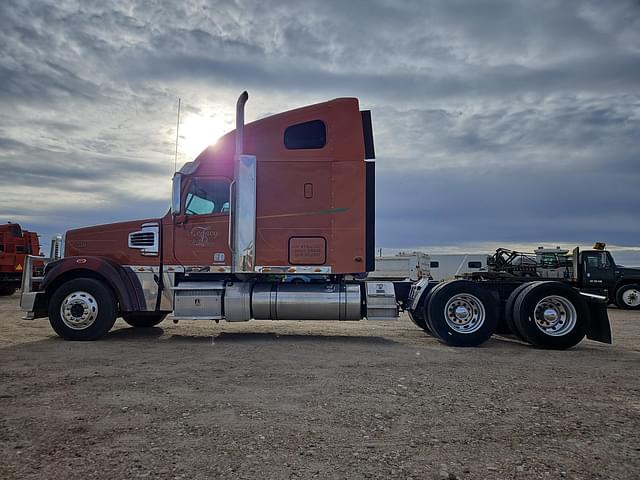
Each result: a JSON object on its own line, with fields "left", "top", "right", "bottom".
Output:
{"left": 174, "top": 214, "right": 188, "bottom": 226}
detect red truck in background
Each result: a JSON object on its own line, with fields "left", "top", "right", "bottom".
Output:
{"left": 0, "top": 223, "right": 42, "bottom": 296}
{"left": 19, "top": 92, "right": 613, "bottom": 349}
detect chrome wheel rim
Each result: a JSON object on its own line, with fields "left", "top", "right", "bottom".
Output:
{"left": 444, "top": 293, "right": 485, "bottom": 334}
{"left": 622, "top": 288, "right": 640, "bottom": 307}
{"left": 533, "top": 295, "right": 576, "bottom": 336}
{"left": 60, "top": 291, "right": 99, "bottom": 330}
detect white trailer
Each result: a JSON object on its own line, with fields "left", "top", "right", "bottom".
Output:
{"left": 427, "top": 254, "right": 489, "bottom": 281}
{"left": 370, "top": 251, "right": 430, "bottom": 281}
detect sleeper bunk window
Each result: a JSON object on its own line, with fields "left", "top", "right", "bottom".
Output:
{"left": 284, "top": 120, "right": 326, "bottom": 149}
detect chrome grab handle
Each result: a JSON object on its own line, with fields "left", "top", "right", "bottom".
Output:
{"left": 228, "top": 179, "right": 236, "bottom": 252}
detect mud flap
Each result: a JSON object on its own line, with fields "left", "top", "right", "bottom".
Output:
{"left": 582, "top": 294, "right": 612, "bottom": 344}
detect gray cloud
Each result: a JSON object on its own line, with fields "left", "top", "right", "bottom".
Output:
{"left": 377, "top": 160, "right": 640, "bottom": 247}
{"left": 1, "top": 0, "right": 639, "bottom": 255}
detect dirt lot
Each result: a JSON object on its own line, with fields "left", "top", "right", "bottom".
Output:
{"left": 0, "top": 293, "right": 639, "bottom": 480}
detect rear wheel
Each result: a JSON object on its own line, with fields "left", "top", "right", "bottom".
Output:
{"left": 122, "top": 313, "right": 167, "bottom": 328}
{"left": 0, "top": 287, "right": 16, "bottom": 296}
{"left": 503, "top": 282, "right": 537, "bottom": 340}
{"left": 48, "top": 278, "right": 117, "bottom": 340}
{"left": 408, "top": 283, "right": 440, "bottom": 334}
{"left": 513, "top": 282, "right": 588, "bottom": 349}
{"left": 615, "top": 284, "right": 640, "bottom": 310}
{"left": 423, "top": 282, "right": 447, "bottom": 340}
{"left": 407, "top": 310, "right": 427, "bottom": 330}
{"left": 426, "top": 280, "right": 498, "bottom": 347}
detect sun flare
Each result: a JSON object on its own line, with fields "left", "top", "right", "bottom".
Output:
{"left": 179, "top": 113, "right": 233, "bottom": 162}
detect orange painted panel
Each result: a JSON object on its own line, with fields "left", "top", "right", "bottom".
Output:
{"left": 289, "top": 237, "right": 326, "bottom": 265}
{"left": 188, "top": 97, "right": 369, "bottom": 274}
{"left": 65, "top": 219, "right": 161, "bottom": 266}
{"left": 172, "top": 215, "right": 230, "bottom": 268}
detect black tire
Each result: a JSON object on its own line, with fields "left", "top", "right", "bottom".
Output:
{"left": 426, "top": 280, "right": 498, "bottom": 347}
{"left": 422, "top": 281, "right": 449, "bottom": 338}
{"left": 407, "top": 283, "right": 442, "bottom": 334}
{"left": 122, "top": 313, "right": 167, "bottom": 328}
{"left": 48, "top": 278, "right": 117, "bottom": 340}
{"left": 407, "top": 310, "right": 426, "bottom": 329}
{"left": 503, "top": 282, "right": 537, "bottom": 340}
{"left": 513, "top": 282, "right": 588, "bottom": 349}
{"left": 0, "top": 287, "right": 16, "bottom": 296}
{"left": 615, "top": 284, "right": 640, "bottom": 310}
{"left": 414, "top": 308, "right": 434, "bottom": 334}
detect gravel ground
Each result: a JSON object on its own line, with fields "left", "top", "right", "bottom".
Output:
{"left": 0, "top": 292, "right": 639, "bottom": 480}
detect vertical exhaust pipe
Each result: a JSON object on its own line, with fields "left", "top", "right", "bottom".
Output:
{"left": 235, "top": 91, "right": 248, "bottom": 157}
{"left": 230, "top": 91, "right": 257, "bottom": 273}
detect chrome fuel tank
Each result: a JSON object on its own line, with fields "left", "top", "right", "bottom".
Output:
{"left": 251, "top": 283, "right": 362, "bottom": 320}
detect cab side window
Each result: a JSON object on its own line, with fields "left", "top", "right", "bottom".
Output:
{"left": 586, "top": 253, "right": 610, "bottom": 269}
{"left": 184, "top": 178, "right": 230, "bottom": 216}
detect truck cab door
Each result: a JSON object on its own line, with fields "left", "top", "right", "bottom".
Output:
{"left": 172, "top": 176, "right": 232, "bottom": 272}
{"left": 582, "top": 251, "right": 616, "bottom": 287}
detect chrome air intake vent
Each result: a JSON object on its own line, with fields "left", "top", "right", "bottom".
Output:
{"left": 128, "top": 223, "right": 159, "bottom": 256}
{"left": 130, "top": 232, "right": 155, "bottom": 246}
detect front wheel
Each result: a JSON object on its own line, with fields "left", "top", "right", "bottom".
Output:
{"left": 48, "top": 278, "right": 117, "bottom": 340}
{"left": 0, "top": 286, "right": 16, "bottom": 296}
{"left": 615, "top": 284, "right": 640, "bottom": 310}
{"left": 426, "top": 280, "right": 498, "bottom": 347}
{"left": 122, "top": 313, "right": 167, "bottom": 328}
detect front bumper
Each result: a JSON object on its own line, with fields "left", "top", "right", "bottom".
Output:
{"left": 19, "top": 255, "right": 50, "bottom": 320}
{"left": 20, "top": 292, "right": 46, "bottom": 319}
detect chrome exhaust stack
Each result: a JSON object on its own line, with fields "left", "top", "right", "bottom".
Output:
{"left": 230, "top": 91, "right": 257, "bottom": 274}
{"left": 49, "top": 234, "right": 63, "bottom": 261}
{"left": 235, "top": 91, "right": 248, "bottom": 156}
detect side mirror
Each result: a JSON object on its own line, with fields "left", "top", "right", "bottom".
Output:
{"left": 171, "top": 174, "right": 182, "bottom": 215}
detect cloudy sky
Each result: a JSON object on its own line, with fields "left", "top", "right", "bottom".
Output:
{"left": 1, "top": 0, "right": 639, "bottom": 261}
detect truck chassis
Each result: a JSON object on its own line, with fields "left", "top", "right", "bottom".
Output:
{"left": 19, "top": 92, "right": 612, "bottom": 349}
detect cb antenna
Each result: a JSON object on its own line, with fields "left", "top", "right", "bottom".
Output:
{"left": 174, "top": 97, "right": 181, "bottom": 173}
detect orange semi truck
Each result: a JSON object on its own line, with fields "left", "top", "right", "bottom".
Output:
{"left": 20, "top": 92, "right": 612, "bottom": 349}
{"left": 0, "top": 223, "right": 42, "bottom": 296}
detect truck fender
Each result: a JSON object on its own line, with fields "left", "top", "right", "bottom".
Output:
{"left": 580, "top": 292, "right": 612, "bottom": 344}
{"left": 407, "top": 278, "right": 439, "bottom": 313}
{"left": 41, "top": 256, "right": 148, "bottom": 312}
{"left": 614, "top": 279, "right": 640, "bottom": 295}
